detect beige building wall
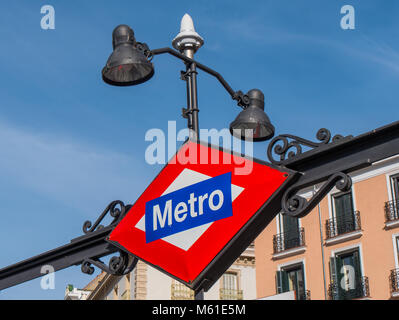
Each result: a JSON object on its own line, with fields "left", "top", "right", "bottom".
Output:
{"left": 81, "top": 245, "right": 256, "bottom": 300}
{"left": 256, "top": 157, "right": 399, "bottom": 300}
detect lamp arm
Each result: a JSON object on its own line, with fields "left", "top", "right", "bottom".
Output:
{"left": 149, "top": 47, "right": 250, "bottom": 108}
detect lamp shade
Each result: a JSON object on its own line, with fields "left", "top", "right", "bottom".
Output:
{"left": 229, "top": 89, "right": 275, "bottom": 141}
{"left": 102, "top": 25, "right": 154, "bottom": 86}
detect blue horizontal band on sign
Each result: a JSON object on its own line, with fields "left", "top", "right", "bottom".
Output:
{"left": 145, "top": 172, "right": 233, "bottom": 243}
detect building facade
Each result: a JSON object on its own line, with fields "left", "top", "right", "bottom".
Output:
{"left": 68, "top": 244, "right": 256, "bottom": 300}
{"left": 255, "top": 155, "right": 399, "bottom": 300}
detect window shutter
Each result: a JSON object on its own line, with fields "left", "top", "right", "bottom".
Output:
{"left": 276, "top": 271, "right": 283, "bottom": 294}
{"left": 281, "top": 270, "right": 289, "bottom": 293}
{"left": 329, "top": 257, "right": 339, "bottom": 300}
{"left": 299, "top": 262, "right": 305, "bottom": 291}
{"left": 329, "top": 257, "right": 337, "bottom": 282}
{"left": 352, "top": 250, "right": 362, "bottom": 279}
{"left": 392, "top": 175, "right": 399, "bottom": 201}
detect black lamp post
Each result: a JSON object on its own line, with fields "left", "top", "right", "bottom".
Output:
{"left": 101, "top": 14, "right": 275, "bottom": 142}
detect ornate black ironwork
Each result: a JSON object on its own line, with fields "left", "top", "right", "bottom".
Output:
{"left": 267, "top": 128, "right": 348, "bottom": 165}
{"left": 389, "top": 268, "right": 399, "bottom": 294}
{"left": 384, "top": 199, "right": 399, "bottom": 223}
{"left": 298, "top": 290, "right": 311, "bottom": 300}
{"left": 328, "top": 276, "right": 370, "bottom": 300}
{"left": 80, "top": 201, "right": 137, "bottom": 276}
{"left": 81, "top": 251, "right": 138, "bottom": 276}
{"left": 83, "top": 200, "right": 128, "bottom": 234}
{"left": 273, "top": 227, "right": 305, "bottom": 254}
{"left": 325, "top": 210, "right": 361, "bottom": 239}
{"left": 281, "top": 172, "right": 352, "bottom": 218}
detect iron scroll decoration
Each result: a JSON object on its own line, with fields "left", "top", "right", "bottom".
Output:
{"left": 82, "top": 200, "right": 129, "bottom": 234}
{"left": 267, "top": 128, "right": 347, "bottom": 165}
{"left": 267, "top": 128, "right": 354, "bottom": 218}
{"left": 81, "top": 200, "right": 138, "bottom": 276}
{"left": 281, "top": 172, "right": 352, "bottom": 219}
{"left": 81, "top": 251, "right": 138, "bottom": 276}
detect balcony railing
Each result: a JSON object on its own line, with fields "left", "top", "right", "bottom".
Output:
{"left": 273, "top": 227, "right": 305, "bottom": 254}
{"left": 171, "top": 282, "right": 194, "bottom": 300}
{"left": 328, "top": 276, "right": 370, "bottom": 300}
{"left": 220, "top": 288, "right": 243, "bottom": 300}
{"left": 389, "top": 268, "right": 399, "bottom": 295}
{"left": 385, "top": 200, "right": 399, "bottom": 223}
{"left": 297, "top": 290, "right": 311, "bottom": 300}
{"left": 325, "top": 211, "right": 361, "bottom": 239}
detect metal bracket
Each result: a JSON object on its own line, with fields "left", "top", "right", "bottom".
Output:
{"left": 81, "top": 251, "right": 138, "bottom": 276}
{"left": 80, "top": 200, "right": 138, "bottom": 276}
{"left": 181, "top": 107, "right": 199, "bottom": 119}
{"left": 135, "top": 42, "right": 152, "bottom": 61}
{"left": 232, "top": 90, "right": 250, "bottom": 108}
{"left": 267, "top": 128, "right": 351, "bottom": 165}
{"left": 181, "top": 107, "right": 189, "bottom": 119}
{"left": 281, "top": 172, "right": 352, "bottom": 218}
{"left": 151, "top": 47, "right": 251, "bottom": 109}
{"left": 82, "top": 200, "right": 129, "bottom": 234}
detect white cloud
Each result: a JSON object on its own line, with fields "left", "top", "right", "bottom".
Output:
{"left": 0, "top": 120, "right": 148, "bottom": 215}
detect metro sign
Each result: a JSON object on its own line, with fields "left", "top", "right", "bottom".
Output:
{"left": 107, "top": 140, "right": 296, "bottom": 292}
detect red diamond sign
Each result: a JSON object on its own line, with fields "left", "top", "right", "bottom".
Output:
{"left": 107, "top": 140, "right": 296, "bottom": 291}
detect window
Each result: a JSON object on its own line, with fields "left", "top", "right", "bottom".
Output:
{"left": 276, "top": 263, "right": 307, "bottom": 300}
{"left": 332, "top": 191, "right": 357, "bottom": 235}
{"left": 329, "top": 248, "right": 369, "bottom": 299}
{"left": 396, "top": 236, "right": 399, "bottom": 264}
{"left": 281, "top": 214, "right": 301, "bottom": 249}
{"left": 390, "top": 236, "right": 399, "bottom": 294}
{"left": 387, "top": 174, "right": 399, "bottom": 221}
{"left": 391, "top": 174, "right": 399, "bottom": 201}
{"left": 220, "top": 272, "right": 242, "bottom": 300}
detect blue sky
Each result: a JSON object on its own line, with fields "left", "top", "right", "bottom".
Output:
{"left": 0, "top": 0, "right": 398, "bottom": 299}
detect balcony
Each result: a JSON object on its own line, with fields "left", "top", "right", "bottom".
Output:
{"left": 328, "top": 276, "right": 370, "bottom": 300}
{"left": 325, "top": 211, "right": 362, "bottom": 244}
{"left": 171, "top": 282, "right": 194, "bottom": 300}
{"left": 297, "top": 290, "right": 311, "bottom": 300}
{"left": 389, "top": 268, "right": 399, "bottom": 298}
{"left": 220, "top": 288, "right": 243, "bottom": 300}
{"left": 273, "top": 228, "right": 305, "bottom": 258}
{"left": 384, "top": 200, "right": 399, "bottom": 228}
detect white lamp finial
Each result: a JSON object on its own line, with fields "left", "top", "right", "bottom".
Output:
{"left": 172, "top": 14, "right": 204, "bottom": 53}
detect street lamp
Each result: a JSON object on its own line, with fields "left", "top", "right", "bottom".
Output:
{"left": 229, "top": 89, "right": 275, "bottom": 141}
{"left": 102, "top": 24, "right": 154, "bottom": 86}
{"left": 101, "top": 14, "right": 275, "bottom": 142}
